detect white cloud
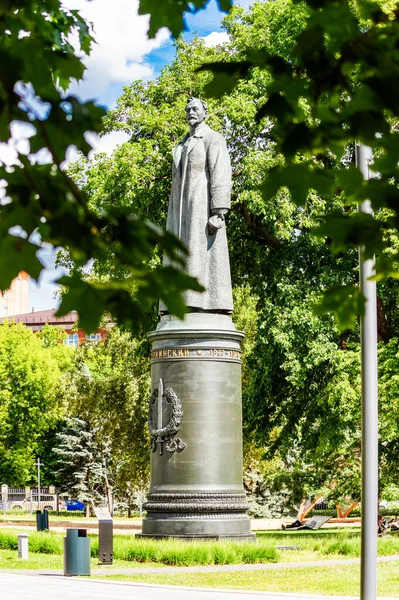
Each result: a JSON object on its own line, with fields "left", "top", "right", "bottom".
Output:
{"left": 234, "top": 0, "right": 253, "bottom": 7}
{"left": 86, "top": 131, "right": 130, "bottom": 157}
{"left": 64, "top": 0, "right": 170, "bottom": 106}
{"left": 203, "top": 31, "right": 230, "bottom": 47}
{"left": 61, "top": 132, "right": 130, "bottom": 168}
{"left": 0, "top": 0, "right": 155, "bottom": 167}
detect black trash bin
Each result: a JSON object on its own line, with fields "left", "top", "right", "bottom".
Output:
{"left": 64, "top": 529, "right": 91, "bottom": 576}
{"left": 36, "top": 509, "right": 49, "bottom": 532}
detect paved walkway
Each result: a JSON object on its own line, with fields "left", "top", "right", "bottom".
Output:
{"left": 0, "top": 517, "right": 360, "bottom": 535}
{"left": 0, "top": 572, "right": 397, "bottom": 600}
{"left": 90, "top": 553, "right": 399, "bottom": 574}
{"left": 1, "top": 553, "right": 399, "bottom": 577}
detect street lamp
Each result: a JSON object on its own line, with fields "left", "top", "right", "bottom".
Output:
{"left": 356, "top": 142, "right": 379, "bottom": 600}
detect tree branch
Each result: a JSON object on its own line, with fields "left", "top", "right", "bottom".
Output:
{"left": 234, "top": 202, "right": 282, "bottom": 251}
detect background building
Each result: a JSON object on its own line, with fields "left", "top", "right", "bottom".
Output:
{"left": 0, "top": 309, "right": 110, "bottom": 346}
{"left": 0, "top": 272, "right": 29, "bottom": 317}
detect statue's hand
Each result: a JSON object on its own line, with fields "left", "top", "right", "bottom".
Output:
{"left": 208, "top": 209, "right": 228, "bottom": 235}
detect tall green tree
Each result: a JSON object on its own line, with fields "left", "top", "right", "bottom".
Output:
{"left": 137, "top": 1, "right": 399, "bottom": 312}
{"left": 4, "top": 0, "right": 399, "bottom": 334}
{"left": 197, "top": 0, "right": 399, "bottom": 317}
{"left": 59, "top": 328, "right": 151, "bottom": 510}
{"left": 0, "top": 1, "right": 202, "bottom": 335}
{"left": 68, "top": 0, "right": 399, "bottom": 505}
{"left": 52, "top": 417, "right": 113, "bottom": 516}
{"left": 0, "top": 321, "right": 72, "bottom": 485}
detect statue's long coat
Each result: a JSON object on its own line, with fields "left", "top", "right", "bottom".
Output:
{"left": 162, "top": 122, "right": 234, "bottom": 312}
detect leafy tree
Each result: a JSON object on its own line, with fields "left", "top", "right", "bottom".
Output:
{"left": 0, "top": 321, "right": 72, "bottom": 485}
{"left": 36, "top": 323, "right": 67, "bottom": 348}
{"left": 69, "top": 1, "right": 399, "bottom": 507}
{"left": 377, "top": 338, "right": 399, "bottom": 497}
{"left": 0, "top": 1, "right": 202, "bottom": 335}
{"left": 52, "top": 417, "right": 113, "bottom": 516}
{"left": 195, "top": 0, "right": 399, "bottom": 319}
{"left": 138, "top": 0, "right": 233, "bottom": 38}
{"left": 58, "top": 328, "right": 151, "bottom": 511}
{"left": 4, "top": 0, "right": 399, "bottom": 336}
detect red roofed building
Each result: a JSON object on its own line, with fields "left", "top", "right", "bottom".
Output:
{"left": 0, "top": 309, "right": 110, "bottom": 347}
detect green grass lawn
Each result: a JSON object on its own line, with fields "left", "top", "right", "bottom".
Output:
{"left": 1, "top": 527, "right": 399, "bottom": 565}
{"left": 255, "top": 528, "right": 399, "bottom": 562}
{"left": 0, "top": 513, "right": 140, "bottom": 522}
{"left": 0, "top": 528, "right": 399, "bottom": 597}
{"left": 97, "top": 562, "right": 399, "bottom": 597}
{"left": 0, "top": 548, "right": 166, "bottom": 571}
{"left": 2, "top": 548, "right": 398, "bottom": 597}
{"left": 0, "top": 549, "right": 64, "bottom": 570}
{"left": 0, "top": 530, "right": 279, "bottom": 565}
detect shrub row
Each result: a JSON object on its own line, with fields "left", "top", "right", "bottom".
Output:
{"left": 3, "top": 529, "right": 398, "bottom": 564}
{"left": 107, "top": 538, "right": 278, "bottom": 565}
{"left": 259, "top": 530, "right": 399, "bottom": 558}
{"left": 0, "top": 531, "right": 278, "bottom": 565}
{"left": 0, "top": 531, "right": 63, "bottom": 554}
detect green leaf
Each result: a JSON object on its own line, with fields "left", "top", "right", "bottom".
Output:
{"left": 138, "top": 0, "right": 198, "bottom": 38}
{"left": 256, "top": 93, "right": 295, "bottom": 124}
{"left": 71, "top": 10, "right": 95, "bottom": 55}
{"left": 373, "top": 134, "right": 399, "bottom": 175}
{"left": 217, "top": 0, "right": 233, "bottom": 11}
{"left": 373, "top": 255, "right": 399, "bottom": 282}
{"left": 29, "top": 98, "right": 105, "bottom": 159}
{"left": 138, "top": 0, "right": 232, "bottom": 38}
{"left": 198, "top": 62, "right": 251, "bottom": 98}
{"left": 0, "top": 236, "right": 43, "bottom": 291}
{"left": 336, "top": 166, "right": 364, "bottom": 202}
{"left": 56, "top": 277, "right": 109, "bottom": 333}
{"left": 314, "top": 285, "right": 365, "bottom": 331}
{"left": 261, "top": 164, "right": 334, "bottom": 206}
{"left": 140, "top": 266, "right": 205, "bottom": 319}
{"left": 355, "top": 0, "right": 385, "bottom": 21}
{"left": 314, "top": 213, "right": 383, "bottom": 258}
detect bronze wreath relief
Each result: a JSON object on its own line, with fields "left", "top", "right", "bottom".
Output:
{"left": 148, "top": 379, "right": 186, "bottom": 455}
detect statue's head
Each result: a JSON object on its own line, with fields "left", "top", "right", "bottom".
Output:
{"left": 186, "top": 98, "right": 208, "bottom": 130}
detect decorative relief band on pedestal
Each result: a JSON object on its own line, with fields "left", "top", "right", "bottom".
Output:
{"left": 148, "top": 493, "right": 248, "bottom": 502}
{"left": 144, "top": 503, "right": 250, "bottom": 512}
{"left": 143, "top": 492, "right": 250, "bottom": 520}
{"left": 144, "top": 512, "right": 250, "bottom": 520}
{"left": 151, "top": 347, "right": 241, "bottom": 362}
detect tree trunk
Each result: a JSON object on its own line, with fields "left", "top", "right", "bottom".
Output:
{"left": 377, "top": 296, "right": 390, "bottom": 342}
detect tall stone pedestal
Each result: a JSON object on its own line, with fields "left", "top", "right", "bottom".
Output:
{"left": 140, "top": 313, "right": 254, "bottom": 540}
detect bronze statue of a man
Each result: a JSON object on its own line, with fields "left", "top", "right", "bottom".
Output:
{"left": 162, "top": 98, "right": 233, "bottom": 313}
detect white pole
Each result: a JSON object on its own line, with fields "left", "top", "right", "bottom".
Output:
{"left": 1, "top": 485, "right": 7, "bottom": 516}
{"left": 356, "top": 142, "right": 379, "bottom": 600}
{"left": 138, "top": 492, "right": 143, "bottom": 519}
{"left": 18, "top": 534, "right": 29, "bottom": 560}
{"left": 35, "top": 458, "right": 43, "bottom": 511}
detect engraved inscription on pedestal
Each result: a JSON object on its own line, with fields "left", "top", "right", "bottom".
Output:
{"left": 151, "top": 347, "right": 241, "bottom": 362}
{"left": 148, "top": 378, "right": 186, "bottom": 456}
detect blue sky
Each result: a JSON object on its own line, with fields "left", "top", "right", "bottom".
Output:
{"left": 29, "top": 0, "right": 253, "bottom": 311}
